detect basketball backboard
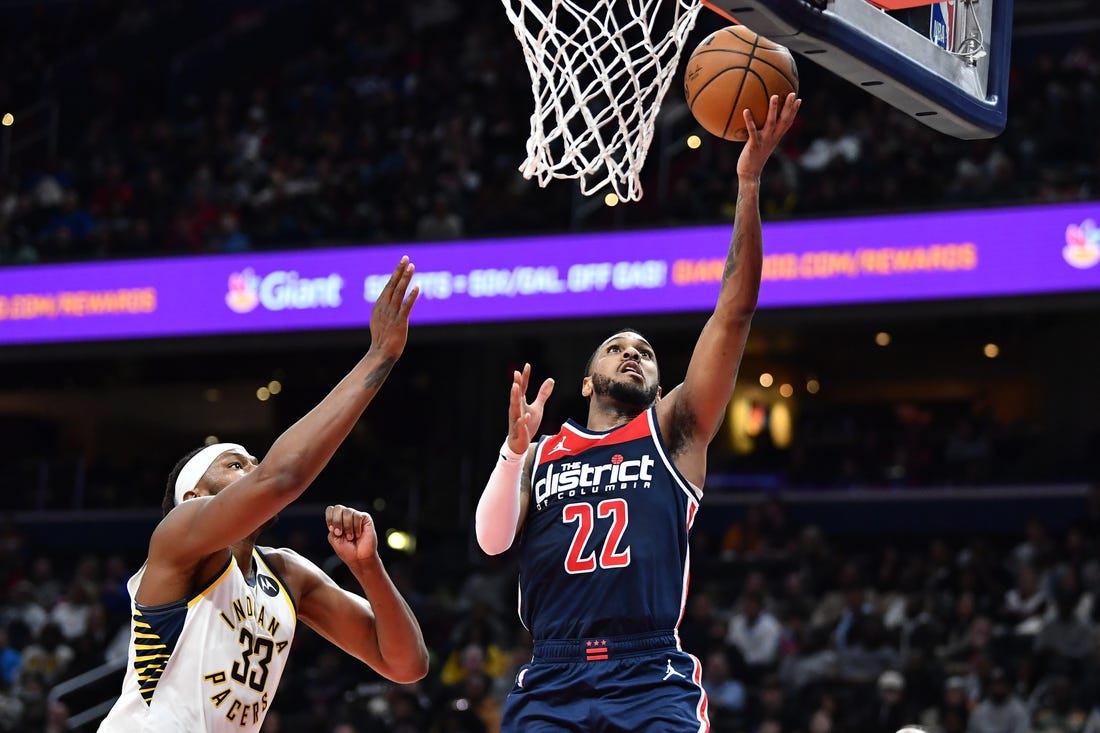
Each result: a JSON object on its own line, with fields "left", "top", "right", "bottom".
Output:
{"left": 701, "top": 0, "right": 1012, "bottom": 138}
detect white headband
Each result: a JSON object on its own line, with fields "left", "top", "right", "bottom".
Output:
{"left": 174, "top": 443, "right": 248, "bottom": 506}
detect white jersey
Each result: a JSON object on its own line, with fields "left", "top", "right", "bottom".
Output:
{"left": 99, "top": 548, "right": 297, "bottom": 733}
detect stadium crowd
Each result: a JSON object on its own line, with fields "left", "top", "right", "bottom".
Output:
{"left": 0, "top": 491, "right": 1098, "bottom": 732}
{"left": 0, "top": 1, "right": 1097, "bottom": 264}
{"left": 1, "top": 1, "right": 1099, "bottom": 731}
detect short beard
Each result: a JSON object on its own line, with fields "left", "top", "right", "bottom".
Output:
{"left": 590, "top": 373, "right": 658, "bottom": 411}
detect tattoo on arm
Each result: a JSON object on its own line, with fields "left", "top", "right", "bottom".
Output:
{"left": 363, "top": 358, "right": 396, "bottom": 390}
{"left": 722, "top": 190, "right": 746, "bottom": 283}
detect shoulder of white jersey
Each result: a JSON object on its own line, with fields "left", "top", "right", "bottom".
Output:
{"left": 252, "top": 546, "right": 298, "bottom": 617}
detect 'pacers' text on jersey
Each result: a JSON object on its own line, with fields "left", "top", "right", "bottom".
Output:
{"left": 99, "top": 548, "right": 297, "bottom": 733}
{"left": 517, "top": 406, "right": 701, "bottom": 640}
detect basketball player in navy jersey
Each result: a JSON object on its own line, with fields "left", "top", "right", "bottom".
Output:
{"left": 475, "top": 93, "right": 801, "bottom": 732}
{"left": 100, "top": 257, "right": 428, "bottom": 732}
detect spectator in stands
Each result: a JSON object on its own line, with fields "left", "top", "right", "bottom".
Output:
{"left": 701, "top": 647, "right": 747, "bottom": 730}
{"left": 97, "top": 554, "right": 131, "bottom": 624}
{"left": 48, "top": 582, "right": 91, "bottom": 641}
{"left": 920, "top": 675, "right": 972, "bottom": 733}
{"left": 0, "top": 629, "right": 17, "bottom": 689}
{"left": 833, "top": 581, "right": 875, "bottom": 653}
{"left": 849, "top": 669, "right": 912, "bottom": 733}
{"left": 1012, "top": 518, "right": 1055, "bottom": 572}
{"left": 1086, "top": 706, "right": 1100, "bottom": 733}
{"left": 16, "top": 672, "right": 51, "bottom": 731}
{"left": 966, "top": 667, "right": 1029, "bottom": 733}
{"left": 0, "top": 582, "right": 46, "bottom": 641}
{"left": 745, "top": 674, "right": 802, "bottom": 733}
{"left": 66, "top": 602, "right": 112, "bottom": 675}
{"left": 1049, "top": 563, "right": 1095, "bottom": 625}
{"left": 1032, "top": 674, "right": 1088, "bottom": 733}
{"left": 458, "top": 670, "right": 502, "bottom": 733}
{"left": 1035, "top": 591, "right": 1096, "bottom": 674}
{"left": 0, "top": 677, "right": 23, "bottom": 731}
{"left": 837, "top": 613, "right": 901, "bottom": 687}
{"left": 213, "top": 211, "right": 252, "bottom": 253}
{"left": 18, "top": 623, "right": 71, "bottom": 687}
{"left": 940, "top": 614, "right": 995, "bottom": 673}
{"left": 1002, "top": 562, "right": 1049, "bottom": 636}
{"left": 678, "top": 590, "right": 730, "bottom": 660}
{"left": 720, "top": 502, "right": 765, "bottom": 560}
{"left": 775, "top": 571, "right": 817, "bottom": 630}
{"left": 440, "top": 609, "right": 510, "bottom": 692}
{"left": 791, "top": 525, "right": 833, "bottom": 595}
{"left": 726, "top": 589, "right": 783, "bottom": 679}
{"left": 758, "top": 497, "right": 796, "bottom": 558}
{"left": 28, "top": 558, "right": 62, "bottom": 611}
{"left": 416, "top": 195, "right": 464, "bottom": 241}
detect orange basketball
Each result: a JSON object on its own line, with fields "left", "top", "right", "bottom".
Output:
{"left": 684, "top": 25, "right": 799, "bottom": 142}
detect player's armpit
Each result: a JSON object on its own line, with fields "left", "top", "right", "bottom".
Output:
{"left": 663, "top": 310, "right": 753, "bottom": 444}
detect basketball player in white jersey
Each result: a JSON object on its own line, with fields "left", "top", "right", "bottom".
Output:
{"left": 100, "top": 257, "right": 428, "bottom": 732}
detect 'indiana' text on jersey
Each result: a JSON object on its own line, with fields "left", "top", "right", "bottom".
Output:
{"left": 518, "top": 406, "right": 701, "bottom": 640}
{"left": 98, "top": 548, "right": 297, "bottom": 733}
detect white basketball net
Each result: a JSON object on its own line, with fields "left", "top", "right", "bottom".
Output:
{"left": 503, "top": 0, "right": 704, "bottom": 201}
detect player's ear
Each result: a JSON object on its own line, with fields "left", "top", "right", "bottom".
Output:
{"left": 581, "top": 376, "right": 593, "bottom": 398}
{"left": 656, "top": 385, "right": 663, "bottom": 400}
{"left": 188, "top": 477, "right": 214, "bottom": 499}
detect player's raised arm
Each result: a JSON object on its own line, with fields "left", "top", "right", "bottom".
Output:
{"left": 660, "top": 94, "right": 800, "bottom": 483}
{"left": 152, "top": 257, "right": 420, "bottom": 564}
{"left": 272, "top": 505, "right": 429, "bottom": 683}
{"left": 475, "top": 363, "right": 554, "bottom": 554}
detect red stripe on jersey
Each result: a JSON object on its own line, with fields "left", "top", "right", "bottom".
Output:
{"left": 538, "top": 412, "right": 652, "bottom": 465}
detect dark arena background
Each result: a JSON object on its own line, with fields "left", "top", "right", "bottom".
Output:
{"left": 0, "top": 1, "right": 1099, "bottom": 731}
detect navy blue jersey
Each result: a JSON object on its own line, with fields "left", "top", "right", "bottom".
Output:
{"left": 517, "top": 406, "right": 701, "bottom": 641}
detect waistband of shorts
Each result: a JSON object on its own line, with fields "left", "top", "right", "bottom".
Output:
{"left": 532, "top": 630, "right": 679, "bottom": 662}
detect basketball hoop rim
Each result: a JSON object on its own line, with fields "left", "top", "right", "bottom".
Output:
{"left": 701, "top": 0, "right": 739, "bottom": 23}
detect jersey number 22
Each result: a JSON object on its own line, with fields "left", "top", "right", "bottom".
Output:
{"left": 562, "top": 499, "right": 631, "bottom": 574}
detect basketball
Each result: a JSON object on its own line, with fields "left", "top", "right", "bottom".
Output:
{"left": 684, "top": 25, "right": 799, "bottom": 142}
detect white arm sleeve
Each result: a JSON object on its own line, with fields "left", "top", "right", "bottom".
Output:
{"left": 475, "top": 440, "right": 526, "bottom": 555}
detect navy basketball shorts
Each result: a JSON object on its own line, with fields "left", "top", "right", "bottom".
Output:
{"left": 502, "top": 631, "right": 710, "bottom": 732}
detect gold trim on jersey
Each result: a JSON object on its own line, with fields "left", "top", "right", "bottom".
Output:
{"left": 130, "top": 553, "right": 237, "bottom": 705}
{"left": 188, "top": 555, "right": 238, "bottom": 608}
{"left": 253, "top": 549, "right": 298, "bottom": 623}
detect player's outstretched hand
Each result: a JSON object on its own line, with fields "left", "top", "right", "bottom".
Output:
{"left": 369, "top": 256, "right": 420, "bottom": 360}
{"left": 736, "top": 92, "right": 801, "bottom": 180}
{"left": 508, "top": 363, "right": 554, "bottom": 455}
{"left": 326, "top": 504, "right": 379, "bottom": 567}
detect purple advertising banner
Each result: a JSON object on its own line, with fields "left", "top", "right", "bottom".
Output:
{"left": 0, "top": 201, "right": 1098, "bottom": 345}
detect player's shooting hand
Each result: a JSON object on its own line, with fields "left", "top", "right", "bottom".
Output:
{"left": 369, "top": 256, "right": 420, "bottom": 360}
{"left": 736, "top": 92, "right": 801, "bottom": 180}
{"left": 326, "top": 504, "right": 379, "bottom": 568}
{"left": 508, "top": 363, "right": 554, "bottom": 455}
